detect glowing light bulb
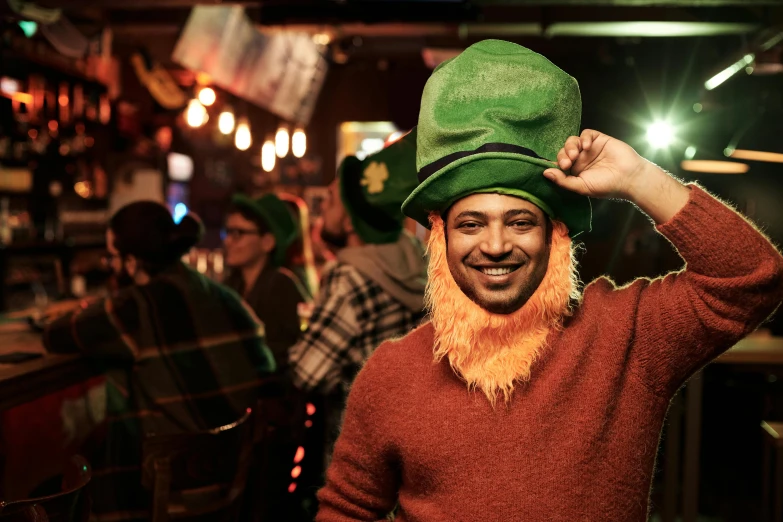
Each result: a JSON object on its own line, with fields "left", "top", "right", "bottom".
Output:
{"left": 235, "top": 119, "right": 252, "bottom": 151}
{"left": 262, "top": 140, "right": 276, "bottom": 172}
{"left": 275, "top": 126, "right": 290, "bottom": 158}
{"left": 646, "top": 121, "right": 674, "bottom": 149}
{"left": 292, "top": 128, "right": 307, "bottom": 158}
{"left": 198, "top": 87, "right": 216, "bottom": 106}
{"left": 218, "top": 111, "right": 235, "bottom": 134}
{"left": 186, "top": 99, "right": 207, "bottom": 128}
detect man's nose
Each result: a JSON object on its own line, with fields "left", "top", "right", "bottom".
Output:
{"left": 479, "top": 224, "right": 513, "bottom": 258}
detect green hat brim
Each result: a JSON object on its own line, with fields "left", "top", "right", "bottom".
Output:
{"left": 401, "top": 152, "right": 592, "bottom": 237}
{"left": 338, "top": 156, "right": 403, "bottom": 244}
{"left": 230, "top": 194, "right": 299, "bottom": 266}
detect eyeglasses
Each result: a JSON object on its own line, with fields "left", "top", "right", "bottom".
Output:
{"left": 221, "top": 227, "right": 261, "bottom": 241}
{"left": 101, "top": 252, "right": 121, "bottom": 267}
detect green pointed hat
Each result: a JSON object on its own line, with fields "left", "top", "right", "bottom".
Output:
{"left": 339, "top": 128, "right": 418, "bottom": 244}
{"left": 230, "top": 193, "right": 300, "bottom": 266}
{"left": 401, "top": 39, "right": 591, "bottom": 237}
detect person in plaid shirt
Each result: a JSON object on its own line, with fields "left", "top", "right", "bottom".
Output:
{"left": 45, "top": 201, "right": 274, "bottom": 522}
{"left": 289, "top": 130, "right": 428, "bottom": 461}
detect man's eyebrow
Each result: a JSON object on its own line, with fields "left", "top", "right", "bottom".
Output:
{"left": 454, "top": 210, "right": 488, "bottom": 221}
{"left": 504, "top": 208, "right": 537, "bottom": 219}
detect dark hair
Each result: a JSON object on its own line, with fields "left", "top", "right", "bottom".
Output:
{"left": 226, "top": 203, "right": 271, "bottom": 235}
{"left": 110, "top": 201, "right": 204, "bottom": 275}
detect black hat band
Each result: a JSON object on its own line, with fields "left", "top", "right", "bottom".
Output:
{"left": 417, "top": 142, "right": 549, "bottom": 184}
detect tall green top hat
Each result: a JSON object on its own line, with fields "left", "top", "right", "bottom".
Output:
{"left": 401, "top": 39, "right": 592, "bottom": 237}
{"left": 339, "top": 128, "right": 418, "bottom": 244}
{"left": 230, "top": 193, "right": 300, "bottom": 266}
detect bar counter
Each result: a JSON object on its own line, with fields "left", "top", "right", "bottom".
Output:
{"left": 0, "top": 313, "right": 104, "bottom": 498}
{"left": 0, "top": 300, "right": 101, "bottom": 411}
{"left": 0, "top": 329, "right": 99, "bottom": 411}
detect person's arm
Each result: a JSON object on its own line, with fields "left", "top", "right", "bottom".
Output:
{"left": 44, "top": 288, "right": 143, "bottom": 361}
{"left": 261, "top": 269, "right": 306, "bottom": 368}
{"left": 288, "top": 266, "right": 360, "bottom": 393}
{"left": 546, "top": 130, "right": 783, "bottom": 395}
{"left": 316, "top": 342, "right": 400, "bottom": 521}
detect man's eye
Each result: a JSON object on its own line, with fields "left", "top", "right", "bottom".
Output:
{"left": 458, "top": 222, "right": 481, "bottom": 230}
{"left": 511, "top": 221, "right": 534, "bottom": 228}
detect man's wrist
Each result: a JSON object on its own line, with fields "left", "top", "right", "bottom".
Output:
{"left": 623, "top": 161, "right": 691, "bottom": 224}
{"left": 623, "top": 161, "right": 670, "bottom": 204}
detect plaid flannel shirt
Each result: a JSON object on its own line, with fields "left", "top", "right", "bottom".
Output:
{"left": 289, "top": 262, "right": 427, "bottom": 394}
{"left": 44, "top": 263, "right": 275, "bottom": 522}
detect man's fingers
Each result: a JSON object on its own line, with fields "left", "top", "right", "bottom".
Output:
{"left": 580, "top": 129, "right": 600, "bottom": 151}
{"left": 543, "top": 168, "right": 589, "bottom": 195}
{"left": 556, "top": 148, "right": 572, "bottom": 170}
{"left": 564, "top": 136, "right": 582, "bottom": 160}
{"left": 557, "top": 132, "right": 603, "bottom": 171}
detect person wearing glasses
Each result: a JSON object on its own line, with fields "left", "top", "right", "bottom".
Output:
{"left": 44, "top": 200, "right": 275, "bottom": 522}
{"left": 222, "top": 193, "right": 314, "bottom": 521}
{"left": 222, "top": 193, "right": 310, "bottom": 370}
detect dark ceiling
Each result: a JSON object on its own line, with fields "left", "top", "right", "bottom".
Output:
{"left": 17, "top": 0, "right": 776, "bottom": 68}
{"left": 7, "top": 0, "right": 782, "bottom": 118}
{"left": 33, "top": 1, "right": 783, "bottom": 33}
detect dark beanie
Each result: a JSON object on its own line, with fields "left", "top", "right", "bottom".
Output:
{"left": 109, "top": 201, "right": 204, "bottom": 263}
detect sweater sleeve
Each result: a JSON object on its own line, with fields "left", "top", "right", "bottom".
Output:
{"left": 624, "top": 184, "right": 783, "bottom": 396}
{"left": 316, "top": 344, "right": 399, "bottom": 521}
{"left": 44, "top": 286, "right": 146, "bottom": 361}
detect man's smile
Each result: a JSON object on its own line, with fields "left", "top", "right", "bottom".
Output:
{"left": 470, "top": 263, "right": 523, "bottom": 282}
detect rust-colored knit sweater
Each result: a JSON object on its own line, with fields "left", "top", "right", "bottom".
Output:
{"left": 317, "top": 186, "right": 783, "bottom": 522}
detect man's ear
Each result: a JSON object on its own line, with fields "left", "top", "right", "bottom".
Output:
{"left": 261, "top": 233, "right": 277, "bottom": 254}
{"left": 342, "top": 215, "right": 355, "bottom": 235}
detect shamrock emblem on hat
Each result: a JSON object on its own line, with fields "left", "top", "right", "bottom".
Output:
{"left": 361, "top": 161, "right": 389, "bottom": 194}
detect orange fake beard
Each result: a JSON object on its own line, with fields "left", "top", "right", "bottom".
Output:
{"left": 426, "top": 214, "right": 581, "bottom": 406}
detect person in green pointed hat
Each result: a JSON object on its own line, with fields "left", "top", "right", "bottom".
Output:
{"left": 223, "top": 192, "right": 308, "bottom": 368}
{"left": 222, "top": 192, "right": 312, "bottom": 521}
{"left": 289, "top": 129, "right": 429, "bottom": 462}
{"left": 317, "top": 39, "right": 783, "bottom": 522}
{"left": 321, "top": 127, "right": 422, "bottom": 247}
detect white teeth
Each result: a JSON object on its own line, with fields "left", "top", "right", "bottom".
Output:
{"left": 481, "top": 267, "right": 514, "bottom": 276}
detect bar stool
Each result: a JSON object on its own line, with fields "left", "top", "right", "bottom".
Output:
{"left": 762, "top": 421, "right": 783, "bottom": 522}
{"left": 142, "top": 409, "right": 254, "bottom": 522}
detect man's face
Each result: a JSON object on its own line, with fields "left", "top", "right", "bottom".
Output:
{"left": 319, "top": 180, "right": 349, "bottom": 249}
{"left": 445, "top": 193, "right": 551, "bottom": 314}
{"left": 223, "top": 213, "right": 274, "bottom": 268}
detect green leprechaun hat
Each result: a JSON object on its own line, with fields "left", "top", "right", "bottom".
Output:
{"left": 339, "top": 128, "right": 418, "bottom": 244}
{"left": 230, "top": 192, "right": 300, "bottom": 266}
{"left": 401, "top": 39, "right": 592, "bottom": 237}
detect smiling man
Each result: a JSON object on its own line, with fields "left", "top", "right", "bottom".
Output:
{"left": 447, "top": 197, "right": 551, "bottom": 314}
{"left": 315, "top": 40, "right": 783, "bottom": 521}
